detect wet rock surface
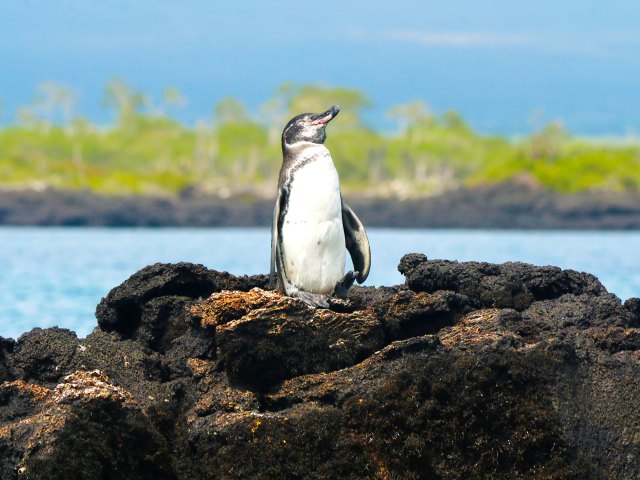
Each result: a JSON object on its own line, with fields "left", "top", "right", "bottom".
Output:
{"left": 1, "top": 258, "right": 640, "bottom": 479}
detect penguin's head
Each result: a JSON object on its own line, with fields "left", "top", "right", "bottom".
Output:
{"left": 281, "top": 105, "right": 340, "bottom": 148}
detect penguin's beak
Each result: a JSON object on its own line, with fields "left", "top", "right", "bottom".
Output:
{"left": 310, "top": 105, "right": 340, "bottom": 125}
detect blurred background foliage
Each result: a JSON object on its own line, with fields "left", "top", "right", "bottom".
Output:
{"left": 1, "top": 80, "right": 639, "bottom": 198}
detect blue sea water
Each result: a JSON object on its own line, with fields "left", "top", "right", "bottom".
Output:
{"left": 0, "top": 227, "right": 639, "bottom": 340}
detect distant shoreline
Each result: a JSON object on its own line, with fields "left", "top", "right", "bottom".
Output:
{"left": 1, "top": 183, "right": 640, "bottom": 229}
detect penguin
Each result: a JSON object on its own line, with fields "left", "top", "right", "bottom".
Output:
{"left": 269, "top": 105, "right": 371, "bottom": 307}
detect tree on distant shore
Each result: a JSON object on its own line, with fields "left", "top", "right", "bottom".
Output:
{"left": 103, "top": 79, "right": 147, "bottom": 129}
{"left": 17, "top": 82, "right": 76, "bottom": 132}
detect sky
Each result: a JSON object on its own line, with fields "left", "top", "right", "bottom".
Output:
{"left": 2, "top": 0, "right": 640, "bottom": 134}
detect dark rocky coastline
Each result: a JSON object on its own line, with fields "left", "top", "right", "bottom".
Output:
{"left": 2, "top": 182, "right": 640, "bottom": 228}
{"left": 1, "top": 256, "right": 640, "bottom": 479}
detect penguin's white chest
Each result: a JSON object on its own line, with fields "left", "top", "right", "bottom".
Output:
{"left": 281, "top": 150, "right": 345, "bottom": 293}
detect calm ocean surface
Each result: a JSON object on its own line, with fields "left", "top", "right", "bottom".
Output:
{"left": 0, "top": 227, "right": 638, "bottom": 339}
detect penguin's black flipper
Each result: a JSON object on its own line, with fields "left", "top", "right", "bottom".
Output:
{"left": 270, "top": 187, "right": 284, "bottom": 290}
{"left": 269, "top": 191, "right": 279, "bottom": 289}
{"left": 342, "top": 201, "right": 371, "bottom": 284}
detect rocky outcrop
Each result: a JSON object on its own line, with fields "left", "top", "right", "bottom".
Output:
{"left": 1, "top": 258, "right": 639, "bottom": 479}
{"left": 95, "top": 262, "right": 269, "bottom": 339}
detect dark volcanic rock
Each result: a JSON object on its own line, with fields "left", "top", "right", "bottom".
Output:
{"left": 138, "top": 296, "right": 196, "bottom": 352}
{"left": 625, "top": 297, "right": 640, "bottom": 326}
{"left": 399, "top": 253, "right": 607, "bottom": 311}
{"left": 4, "top": 183, "right": 640, "bottom": 228}
{"left": 1, "top": 258, "right": 640, "bottom": 479}
{"left": 521, "top": 293, "right": 635, "bottom": 337}
{"left": 0, "top": 338, "right": 14, "bottom": 382}
{"left": 0, "top": 371, "right": 174, "bottom": 480}
{"left": 95, "top": 262, "right": 268, "bottom": 337}
{"left": 352, "top": 181, "right": 640, "bottom": 229}
{"left": 10, "top": 328, "right": 79, "bottom": 383}
{"left": 0, "top": 189, "right": 274, "bottom": 227}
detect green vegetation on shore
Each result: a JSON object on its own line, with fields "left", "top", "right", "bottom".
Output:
{"left": 1, "top": 80, "right": 639, "bottom": 197}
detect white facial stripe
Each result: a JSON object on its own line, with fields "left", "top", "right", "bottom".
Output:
{"left": 282, "top": 121, "right": 297, "bottom": 137}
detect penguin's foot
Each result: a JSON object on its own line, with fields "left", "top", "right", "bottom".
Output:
{"left": 284, "top": 284, "right": 330, "bottom": 308}
{"left": 291, "top": 290, "right": 330, "bottom": 308}
{"left": 333, "top": 271, "right": 359, "bottom": 299}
